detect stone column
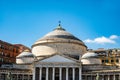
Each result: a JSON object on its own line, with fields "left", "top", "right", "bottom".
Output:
{"left": 119, "top": 74, "right": 120, "bottom": 80}
{"left": 32, "top": 68, "right": 35, "bottom": 80}
{"left": 79, "top": 67, "right": 81, "bottom": 80}
{"left": 28, "top": 75, "right": 29, "bottom": 80}
{"left": 108, "top": 75, "right": 110, "bottom": 80}
{"left": 22, "top": 74, "right": 24, "bottom": 80}
{"left": 90, "top": 74, "right": 92, "bottom": 80}
{"left": 66, "top": 68, "right": 68, "bottom": 80}
{"left": 59, "top": 67, "right": 62, "bottom": 80}
{"left": 46, "top": 67, "right": 48, "bottom": 80}
{"left": 119, "top": 74, "right": 120, "bottom": 79}
{"left": 39, "top": 67, "right": 42, "bottom": 80}
{"left": 84, "top": 75, "right": 86, "bottom": 80}
{"left": 102, "top": 75, "right": 104, "bottom": 80}
{"left": 17, "top": 74, "right": 18, "bottom": 80}
{"left": 0, "top": 73, "right": 2, "bottom": 79}
{"left": 113, "top": 74, "right": 115, "bottom": 80}
{"left": 72, "top": 68, "right": 75, "bottom": 80}
{"left": 52, "top": 67, "right": 55, "bottom": 80}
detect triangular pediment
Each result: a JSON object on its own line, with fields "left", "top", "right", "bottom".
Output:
{"left": 39, "top": 54, "right": 77, "bottom": 63}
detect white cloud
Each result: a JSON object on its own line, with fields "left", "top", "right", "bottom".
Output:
{"left": 84, "top": 35, "right": 119, "bottom": 44}
{"left": 94, "top": 36, "right": 115, "bottom": 44}
{"left": 109, "top": 35, "right": 118, "bottom": 39}
{"left": 84, "top": 39, "right": 94, "bottom": 43}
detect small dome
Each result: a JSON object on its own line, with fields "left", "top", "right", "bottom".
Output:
{"left": 82, "top": 52, "right": 99, "bottom": 59}
{"left": 81, "top": 52, "right": 101, "bottom": 64}
{"left": 17, "top": 50, "right": 34, "bottom": 58}
{"left": 16, "top": 50, "right": 35, "bottom": 64}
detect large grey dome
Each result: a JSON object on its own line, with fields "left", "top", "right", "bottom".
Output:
{"left": 40, "top": 27, "right": 81, "bottom": 41}
{"left": 32, "top": 24, "right": 87, "bottom": 57}
{"left": 32, "top": 26, "right": 86, "bottom": 47}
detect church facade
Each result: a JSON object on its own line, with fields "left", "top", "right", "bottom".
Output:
{"left": 0, "top": 24, "right": 120, "bottom": 80}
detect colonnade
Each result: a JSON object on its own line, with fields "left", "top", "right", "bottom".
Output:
{"left": 0, "top": 73, "right": 32, "bottom": 80}
{"left": 34, "top": 67, "right": 81, "bottom": 80}
{"left": 82, "top": 74, "right": 120, "bottom": 80}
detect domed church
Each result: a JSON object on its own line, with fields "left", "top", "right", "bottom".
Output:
{"left": 0, "top": 23, "right": 120, "bottom": 80}
{"left": 16, "top": 23, "right": 87, "bottom": 80}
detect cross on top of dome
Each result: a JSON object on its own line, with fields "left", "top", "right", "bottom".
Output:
{"left": 54, "top": 21, "right": 66, "bottom": 31}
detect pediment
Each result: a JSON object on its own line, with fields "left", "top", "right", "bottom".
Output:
{"left": 38, "top": 54, "right": 76, "bottom": 63}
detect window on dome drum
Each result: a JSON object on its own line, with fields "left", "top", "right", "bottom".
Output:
{"left": 116, "top": 59, "right": 119, "bottom": 63}
{"left": 70, "top": 55, "right": 79, "bottom": 60}
{"left": 111, "top": 60, "right": 114, "bottom": 63}
{"left": 105, "top": 59, "right": 109, "bottom": 63}
{"left": 102, "top": 60, "right": 105, "bottom": 63}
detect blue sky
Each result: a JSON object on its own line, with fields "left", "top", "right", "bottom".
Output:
{"left": 0, "top": 0, "right": 120, "bottom": 49}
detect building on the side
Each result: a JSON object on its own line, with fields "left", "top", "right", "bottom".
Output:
{"left": 14, "top": 44, "right": 31, "bottom": 53}
{"left": 0, "top": 23, "right": 120, "bottom": 80}
{"left": 0, "top": 40, "right": 30, "bottom": 65}
{"left": 93, "top": 48, "right": 120, "bottom": 66}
